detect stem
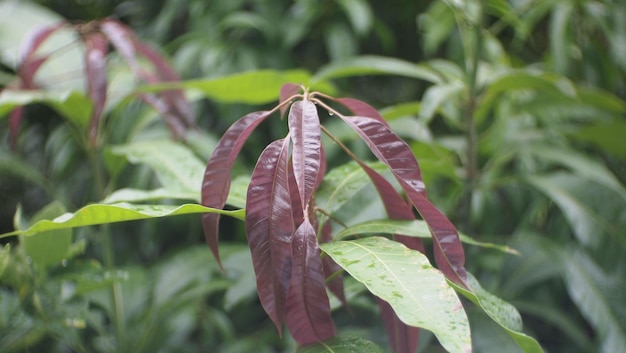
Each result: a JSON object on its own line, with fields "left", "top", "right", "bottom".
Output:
{"left": 88, "top": 147, "right": 125, "bottom": 347}
{"left": 458, "top": 1, "right": 484, "bottom": 235}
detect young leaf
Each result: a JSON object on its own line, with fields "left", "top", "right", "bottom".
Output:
{"left": 245, "top": 138, "right": 294, "bottom": 334}
{"left": 280, "top": 82, "right": 301, "bottom": 116}
{"left": 286, "top": 220, "right": 336, "bottom": 345}
{"left": 83, "top": 31, "right": 108, "bottom": 146}
{"left": 321, "top": 236, "right": 472, "bottom": 353}
{"left": 201, "top": 110, "right": 273, "bottom": 265}
{"left": 288, "top": 99, "right": 322, "bottom": 210}
{"left": 339, "top": 115, "right": 468, "bottom": 286}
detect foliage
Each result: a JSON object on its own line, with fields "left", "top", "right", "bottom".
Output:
{"left": 1, "top": 0, "right": 625, "bottom": 352}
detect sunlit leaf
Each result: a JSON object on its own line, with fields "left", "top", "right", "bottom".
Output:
{"left": 296, "top": 335, "right": 384, "bottom": 353}
{"left": 321, "top": 236, "right": 471, "bottom": 353}
{"left": 448, "top": 273, "right": 544, "bottom": 353}
{"left": 0, "top": 203, "right": 243, "bottom": 239}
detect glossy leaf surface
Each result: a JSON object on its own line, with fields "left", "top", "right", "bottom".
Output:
{"left": 245, "top": 138, "right": 294, "bottom": 333}
{"left": 321, "top": 236, "right": 471, "bottom": 353}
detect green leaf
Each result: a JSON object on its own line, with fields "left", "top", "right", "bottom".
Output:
{"left": 101, "top": 188, "right": 200, "bottom": 204}
{"left": 142, "top": 69, "right": 335, "bottom": 104}
{"left": 448, "top": 273, "right": 545, "bottom": 353}
{"left": 571, "top": 120, "right": 626, "bottom": 158}
{"left": 336, "top": 0, "right": 373, "bottom": 36}
{"left": 296, "top": 336, "right": 385, "bottom": 353}
{"left": 0, "top": 244, "right": 9, "bottom": 279}
{"left": 418, "top": 82, "right": 464, "bottom": 123}
{"left": 0, "top": 89, "right": 92, "bottom": 128}
{"left": 334, "top": 219, "right": 518, "bottom": 254}
{"left": 21, "top": 201, "right": 73, "bottom": 271}
{"left": 0, "top": 203, "right": 244, "bottom": 238}
{"left": 320, "top": 236, "right": 472, "bottom": 353}
{"left": 110, "top": 139, "right": 205, "bottom": 192}
{"left": 313, "top": 55, "right": 442, "bottom": 84}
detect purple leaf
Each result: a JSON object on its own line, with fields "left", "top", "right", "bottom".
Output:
{"left": 8, "top": 108, "right": 24, "bottom": 149}
{"left": 279, "top": 83, "right": 301, "bottom": 116}
{"left": 377, "top": 298, "right": 419, "bottom": 353}
{"left": 246, "top": 138, "right": 294, "bottom": 335}
{"left": 340, "top": 115, "right": 468, "bottom": 287}
{"left": 320, "top": 221, "right": 348, "bottom": 308}
{"left": 18, "top": 22, "right": 66, "bottom": 86}
{"left": 286, "top": 220, "right": 336, "bottom": 345}
{"left": 333, "top": 97, "right": 389, "bottom": 127}
{"left": 201, "top": 110, "right": 273, "bottom": 266}
{"left": 288, "top": 159, "right": 304, "bottom": 227}
{"left": 84, "top": 31, "right": 108, "bottom": 146}
{"left": 288, "top": 99, "right": 321, "bottom": 210}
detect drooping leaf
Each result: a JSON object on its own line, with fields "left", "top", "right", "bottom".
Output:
{"left": 320, "top": 221, "right": 348, "bottom": 308}
{"left": 331, "top": 97, "right": 389, "bottom": 127}
{"left": 83, "top": 30, "right": 108, "bottom": 146}
{"left": 339, "top": 115, "right": 468, "bottom": 286}
{"left": 286, "top": 220, "right": 336, "bottom": 345}
{"left": 17, "top": 22, "right": 67, "bottom": 86}
{"left": 335, "top": 219, "right": 518, "bottom": 254}
{"left": 201, "top": 110, "right": 273, "bottom": 265}
{"left": 377, "top": 298, "right": 418, "bottom": 353}
{"left": 296, "top": 335, "right": 384, "bottom": 353}
{"left": 288, "top": 99, "right": 322, "bottom": 210}
{"left": 321, "top": 236, "right": 472, "bottom": 353}
{"left": 448, "top": 273, "right": 544, "bottom": 353}
{"left": 0, "top": 203, "right": 243, "bottom": 239}
{"left": 245, "top": 138, "right": 294, "bottom": 334}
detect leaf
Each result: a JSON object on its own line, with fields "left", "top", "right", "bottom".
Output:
{"left": 320, "top": 236, "right": 472, "bottom": 353}
{"left": 332, "top": 97, "right": 389, "bottom": 127}
{"left": 143, "top": 70, "right": 334, "bottom": 104}
{"left": 20, "top": 201, "right": 72, "bottom": 271}
{"left": 286, "top": 220, "right": 336, "bottom": 345}
{"left": 418, "top": 82, "right": 464, "bottom": 123}
{"left": 279, "top": 82, "right": 301, "bottom": 116}
{"left": 378, "top": 298, "right": 419, "bottom": 353}
{"left": 201, "top": 110, "right": 273, "bottom": 266}
{"left": 313, "top": 55, "right": 442, "bottom": 84}
{"left": 339, "top": 115, "right": 468, "bottom": 286}
{"left": 101, "top": 188, "right": 199, "bottom": 204}
{"left": 296, "top": 335, "right": 385, "bottom": 353}
{"left": 0, "top": 203, "right": 243, "bottom": 239}
{"left": 83, "top": 31, "right": 108, "bottom": 145}
{"left": 288, "top": 99, "right": 321, "bottom": 209}
{"left": 335, "top": 219, "right": 518, "bottom": 254}
{"left": 111, "top": 139, "right": 205, "bottom": 192}
{"left": 337, "top": 0, "right": 373, "bottom": 36}
{"left": 245, "top": 138, "right": 294, "bottom": 334}
{"left": 448, "top": 273, "right": 544, "bottom": 353}
{"left": 0, "top": 89, "right": 92, "bottom": 128}
{"left": 571, "top": 120, "right": 626, "bottom": 158}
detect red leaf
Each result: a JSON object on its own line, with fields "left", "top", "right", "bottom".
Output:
{"left": 320, "top": 221, "right": 348, "bottom": 308}
{"left": 18, "top": 22, "right": 66, "bottom": 87}
{"left": 84, "top": 31, "right": 109, "bottom": 146}
{"left": 286, "top": 220, "right": 336, "bottom": 345}
{"left": 246, "top": 138, "right": 294, "bottom": 334}
{"left": 340, "top": 115, "right": 468, "bottom": 287}
{"left": 377, "top": 298, "right": 419, "bottom": 353}
{"left": 279, "top": 83, "right": 301, "bottom": 117}
{"left": 201, "top": 110, "right": 273, "bottom": 266}
{"left": 333, "top": 97, "right": 389, "bottom": 127}
{"left": 288, "top": 99, "right": 321, "bottom": 210}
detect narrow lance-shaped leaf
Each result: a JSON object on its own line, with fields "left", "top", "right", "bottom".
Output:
{"left": 332, "top": 97, "right": 389, "bottom": 127}
{"left": 83, "top": 31, "right": 108, "bottom": 146}
{"left": 201, "top": 110, "right": 273, "bottom": 266}
{"left": 339, "top": 115, "right": 468, "bottom": 287}
{"left": 286, "top": 220, "right": 336, "bottom": 345}
{"left": 246, "top": 138, "right": 294, "bottom": 334}
{"left": 288, "top": 99, "right": 322, "bottom": 210}
{"left": 18, "top": 22, "right": 67, "bottom": 86}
